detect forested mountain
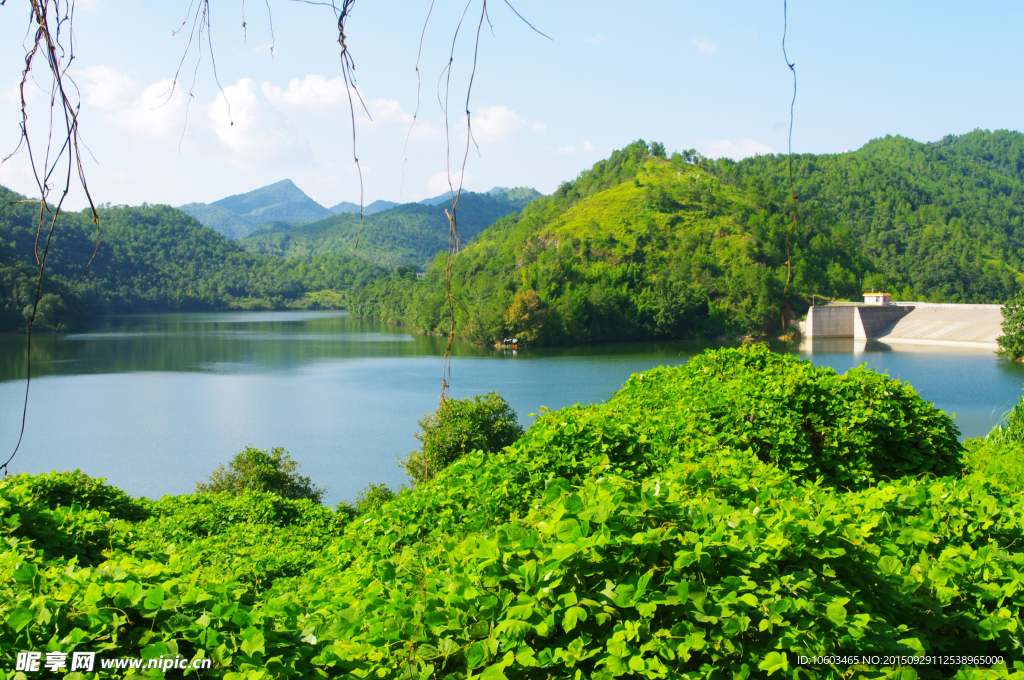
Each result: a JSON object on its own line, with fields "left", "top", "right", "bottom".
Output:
{"left": 240, "top": 188, "right": 544, "bottom": 269}
{"left": 713, "top": 129, "right": 1024, "bottom": 302}
{"left": 179, "top": 179, "right": 333, "bottom": 239}
{"left": 330, "top": 199, "right": 399, "bottom": 215}
{"left": 352, "top": 132, "right": 1024, "bottom": 345}
{"left": 0, "top": 186, "right": 384, "bottom": 332}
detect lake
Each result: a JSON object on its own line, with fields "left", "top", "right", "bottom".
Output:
{"left": 1, "top": 311, "right": 1021, "bottom": 505}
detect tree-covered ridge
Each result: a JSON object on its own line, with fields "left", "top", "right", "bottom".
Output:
{"left": 2, "top": 346, "right": 1022, "bottom": 677}
{"left": 240, "top": 190, "right": 545, "bottom": 269}
{"left": 714, "top": 129, "right": 1024, "bottom": 303}
{"left": 351, "top": 140, "right": 869, "bottom": 344}
{"left": 0, "top": 185, "right": 385, "bottom": 331}
{"left": 352, "top": 131, "right": 1024, "bottom": 346}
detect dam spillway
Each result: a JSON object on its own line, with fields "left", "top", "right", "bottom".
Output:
{"left": 802, "top": 302, "right": 1003, "bottom": 349}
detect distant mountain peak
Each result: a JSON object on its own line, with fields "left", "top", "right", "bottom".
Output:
{"left": 179, "top": 179, "right": 332, "bottom": 239}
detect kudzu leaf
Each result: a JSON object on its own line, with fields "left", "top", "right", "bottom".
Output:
{"left": 6, "top": 605, "right": 33, "bottom": 632}
{"left": 563, "top": 606, "right": 587, "bottom": 632}
{"left": 877, "top": 555, "right": 903, "bottom": 576}
{"left": 826, "top": 601, "right": 847, "bottom": 625}
{"left": 142, "top": 585, "right": 164, "bottom": 611}
{"left": 758, "top": 651, "right": 789, "bottom": 675}
{"left": 465, "top": 642, "right": 486, "bottom": 669}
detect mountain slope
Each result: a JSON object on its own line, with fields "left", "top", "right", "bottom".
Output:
{"left": 713, "top": 129, "right": 1024, "bottom": 302}
{"left": 179, "top": 179, "right": 332, "bottom": 238}
{"left": 351, "top": 134, "right": 1024, "bottom": 346}
{"left": 176, "top": 202, "right": 254, "bottom": 240}
{"left": 0, "top": 185, "right": 384, "bottom": 330}
{"left": 241, "top": 188, "right": 544, "bottom": 269}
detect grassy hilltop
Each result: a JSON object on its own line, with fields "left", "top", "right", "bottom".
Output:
{"left": 353, "top": 132, "right": 1024, "bottom": 346}
{"left": 1, "top": 345, "right": 1022, "bottom": 678}
{"left": 351, "top": 141, "right": 871, "bottom": 344}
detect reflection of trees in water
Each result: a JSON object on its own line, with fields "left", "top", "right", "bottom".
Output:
{"left": 0, "top": 313, "right": 502, "bottom": 381}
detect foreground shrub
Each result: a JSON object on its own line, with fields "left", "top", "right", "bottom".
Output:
{"left": 403, "top": 391, "right": 523, "bottom": 485}
{"left": 196, "top": 445, "right": 326, "bottom": 503}
{"left": 616, "top": 343, "right": 963, "bottom": 487}
{"left": 0, "top": 468, "right": 148, "bottom": 521}
{"left": 2, "top": 348, "right": 1018, "bottom": 679}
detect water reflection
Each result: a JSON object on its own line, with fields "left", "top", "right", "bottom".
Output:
{"left": 1, "top": 312, "right": 1022, "bottom": 504}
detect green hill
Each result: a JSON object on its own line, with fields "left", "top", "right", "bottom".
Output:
{"left": 0, "top": 185, "right": 384, "bottom": 332}
{"left": 713, "top": 129, "right": 1024, "bottom": 302}
{"left": 179, "top": 179, "right": 333, "bottom": 239}
{"left": 3, "top": 344, "right": 1022, "bottom": 676}
{"left": 240, "top": 188, "right": 544, "bottom": 269}
{"left": 351, "top": 133, "right": 1024, "bottom": 346}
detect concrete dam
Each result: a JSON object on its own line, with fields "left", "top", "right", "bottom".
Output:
{"left": 801, "top": 300, "right": 1003, "bottom": 349}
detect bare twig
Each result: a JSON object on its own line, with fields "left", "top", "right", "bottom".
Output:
{"left": 1, "top": 0, "right": 100, "bottom": 475}
{"left": 780, "top": 0, "right": 797, "bottom": 339}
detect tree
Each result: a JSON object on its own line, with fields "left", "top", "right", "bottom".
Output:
{"left": 998, "top": 291, "right": 1024, "bottom": 360}
{"left": 403, "top": 392, "right": 523, "bottom": 486}
{"left": 196, "top": 446, "right": 326, "bottom": 503}
{"left": 505, "top": 289, "right": 548, "bottom": 343}
{"left": 354, "top": 483, "right": 396, "bottom": 514}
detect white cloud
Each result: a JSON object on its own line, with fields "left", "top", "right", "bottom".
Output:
{"left": 262, "top": 75, "right": 347, "bottom": 111}
{"left": 692, "top": 38, "right": 717, "bottom": 54}
{"left": 109, "top": 78, "right": 186, "bottom": 138}
{"left": 77, "top": 0, "right": 98, "bottom": 10}
{"left": 700, "top": 139, "right": 775, "bottom": 160}
{"left": 531, "top": 121, "right": 546, "bottom": 134}
{"left": 0, "top": 154, "right": 37, "bottom": 195}
{"left": 470, "top": 105, "right": 527, "bottom": 143}
{"left": 550, "top": 139, "right": 595, "bottom": 155}
{"left": 427, "top": 169, "right": 475, "bottom": 195}
{"left": 262, "top": 75, "right": 443, "bottom": 139}
{"left": 585, "top": 34, "right": 605, "bottom": 45}
{"left": 209, "top": 78, "right": 310, "bottom": 167}
{"left": 76, "top": 65, "right": 138, "bottom": 111}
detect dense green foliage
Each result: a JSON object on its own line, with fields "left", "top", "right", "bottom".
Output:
{"left": 0, "top": 185, "right": 386, "bottom": 331}
{"left": 196, "top": 446, "right": 326, "bottom": 503}
{"left": 716, "top": 129, "right": 1024, "bottom": 303}
{"left": 403, "top": 391, "right": 525, "bottom": 486}
{"left": 2, "top": 346, "right": 1022, "bottom": 678}
{"left": 353, "top": 131, "right": 1024, "bottom": 346}
{"left": 179, "top": 179, "right": 334, "bottom": 239}
{"left": 0, "top": 245, "right": 87, "bottom": 332}
{"left": 352, "top": 140, "right": 869, "bottom": 343}
{"left": 241, "top": 189, "right": 543, "bottom": 269}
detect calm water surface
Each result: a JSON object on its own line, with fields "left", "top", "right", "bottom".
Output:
{"left": 1, "top": 311, "right": 1021, "bottom": 505}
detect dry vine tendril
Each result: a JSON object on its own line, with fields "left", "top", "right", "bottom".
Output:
{"left": 1, "top": 0, "right": 100, "bottom": 475}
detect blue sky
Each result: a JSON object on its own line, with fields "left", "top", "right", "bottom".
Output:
{"left": 1, "top": 1, "right": 1023, "bottom": 210}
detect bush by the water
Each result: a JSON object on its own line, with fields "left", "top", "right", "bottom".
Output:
{"left": 403, "top": 390, "right": 524, "bottom": 486}
{"left": 1, "top": 345, "right": 1022, "bottom": 679}
{"left": 196, "top": 445, "right": 326, "bottom": 503}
